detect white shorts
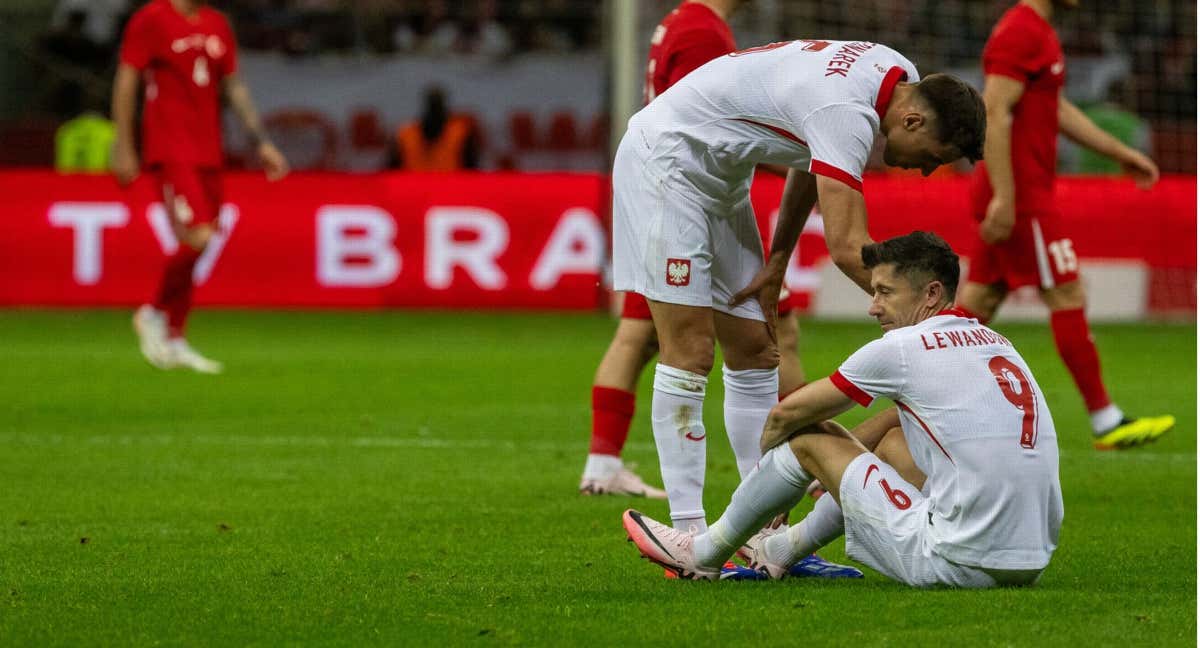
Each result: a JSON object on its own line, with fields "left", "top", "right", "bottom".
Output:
{"left": 839, "top": 453, "right": 1041, "bottom": 589}
{"left": 610, "top": 129, "right": 766, "bottom": 321}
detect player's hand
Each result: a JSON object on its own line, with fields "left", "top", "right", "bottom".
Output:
{"left": 258, "top": 141, "right": 289, "bottom": 182}
{"left": 1121, "top": 150, "right": 1159, "bottom": 190}
{"left": 112, "top": 142, "right": 140, "bottom": 186}
{"left": 730, "top": 252, "right": 788, "bottom": 340}
{"left": 979, "top": 197, "right": 1016, "bottom": 244}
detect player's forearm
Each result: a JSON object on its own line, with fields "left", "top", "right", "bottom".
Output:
{"left": 760, "top": 378, "right": 855, "bottom": 451}
{"left": 983, "top": 108, "right": 1017, "bottom": 204}
{"left": 816, "top": 177, "right": 873, "bottom": 293}
{"left": 1058, "top": 97, "right": 1134, "bottom": 163}
{"left": 111, "top": 65, "right": 140, "bottom": 149}
{"left": 769, "top": 169, "right": 817, "bottom": 260}
{"left": 224, "top": 77, "right": 269, "bottom": 145}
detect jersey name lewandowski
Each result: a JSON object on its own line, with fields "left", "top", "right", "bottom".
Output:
{"left": 627, "top": 39, "right": 919, "bottom": 198}
{"left": 830, "top": 310, "right": 1063, "bottom": 570}
{"left": 118, "top": 0, "right": 237, "bottom": 168}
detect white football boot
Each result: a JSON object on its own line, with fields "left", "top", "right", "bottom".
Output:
{"left": 580, "top": 459, "right": 667, "bottom": 499}
{"left": 738, "top": 526, "right": 790, "bottom": 579}
{"left": 622, "top": 510, "right": 718, "bottom": 580}
{"left": 166, "top": 338, "right": 224, "bottom": 374}
{"left": 132, "top": 305, "right": 173, "bottom": 369}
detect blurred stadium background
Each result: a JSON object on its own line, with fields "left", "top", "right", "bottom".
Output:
{"left": 3, "top": 1, "right": 1194, "bottom": 172}
{"left": 0, "top": 0, "right": 1194, "bottom": 320}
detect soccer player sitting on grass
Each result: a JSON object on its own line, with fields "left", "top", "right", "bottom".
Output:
{"left": 624, "top": 232, "right": 1064, "bottom": 587}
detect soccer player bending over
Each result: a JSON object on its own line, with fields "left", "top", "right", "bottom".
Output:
{"left": 625, "top": 232, "right": 1063, "bottom": 587}
{"left": 114, "top": 0, "right": 289, "bottom": 373}
{"left": 611, "top": 37, "right": 984, "bottom": 543}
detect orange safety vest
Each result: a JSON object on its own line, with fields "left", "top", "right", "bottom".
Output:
{"left": 396, "top": 116, "right": 472, "bottom": 171}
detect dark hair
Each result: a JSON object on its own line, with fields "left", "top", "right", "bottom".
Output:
{"left": 914, "top": 73, "right": 986, "bottom": 163}
{"left": 861, "top": 231, "right": 960, "bottom": 299}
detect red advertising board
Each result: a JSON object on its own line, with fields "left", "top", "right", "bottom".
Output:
{"left": 0, "top": 170, "right": 1193, "bottom": 313}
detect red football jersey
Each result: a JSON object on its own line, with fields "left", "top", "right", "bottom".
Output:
{"left": 644, "top": 2, "right": 736, "bottom": 103}
{"left": 118, "top": 0, "right": 237, "bottom": 168}
{"left": 970, "top": 3, "right": 1065, "bottom": 216}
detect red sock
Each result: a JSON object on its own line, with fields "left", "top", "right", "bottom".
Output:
{"left": 1050, "top": 308, "right": 1111, "bottom": 411}
{"left": 590, "top": 386, "right": 636, "bottom": 456}
{"left": 153, "top": 247, "right": 201, "bottom": 338}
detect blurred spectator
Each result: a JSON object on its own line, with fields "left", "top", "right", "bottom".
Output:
{"left": 54, "top": 86, "right": 114, "bottom": 174}
{"left": 38, "top": 10, "right": 107, "bottom": 119}
{"left": 50, "top": 0, "right": 130, "bottom": 50}
{"left": 462, "top": 0, "right": 514, "bottom": 59}
{"left": 389, "top": 86, "right": 480, "bottom": 171}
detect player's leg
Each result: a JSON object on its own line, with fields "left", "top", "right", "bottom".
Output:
{"left": 647, "top": 299, "right": 717, "bottom": 532}
{"left": 609, "top": 132, "right": 717, "bottom": 529}
{"left": 679, "top": 423, "right": 864, "bottom": 570}
{"left": 1030, "top": 215, "right": 1174, "bottom": 448}
{"left": 711, "top": 197, "right": 781, "bottom": 480}
{"left": 1040, "top": 279, "right": 1174, "bottom": 448}
{"left": 135, "top": 165, "right": 208, "bottom": 369}
{"left": 580, "top": 292, "right": 666, "bottom": 498}
{"left": 714, "top": 309, "right": 779, "bottom": 479}
{"left": 157, "top": 166, "right": 222, "bottom": 373}
{"left": 776, "top": 309, "right": 805, "bottom": 397}
{"left": 956, "top": 281, "right": 1006, "bottom": 323}
{"left": 956, "top": 229, "right": 1010, "bottom": 323}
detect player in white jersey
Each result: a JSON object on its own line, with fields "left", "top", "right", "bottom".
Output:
{"left": 611, "top": 38, "right": 987, "bottom": 535}
{"left": 623, "top": 231, "right": 1063, "bottom": 587}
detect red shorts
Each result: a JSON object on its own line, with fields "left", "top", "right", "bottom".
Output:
{"left": 967, "top": 212, "right": 1080, "bottom": 291}
{"left": 620, "top": 291, "right": 797, "bottom": 320}
{"left": 151, "top": 164, "right": 223, "bottom": 227}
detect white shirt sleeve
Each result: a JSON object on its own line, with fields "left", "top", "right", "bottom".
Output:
{"left": 830, "top": 334, "right": 906, "bottom": 406}
{"left": 800, "top": 104, "right": 875, "bottom": 192}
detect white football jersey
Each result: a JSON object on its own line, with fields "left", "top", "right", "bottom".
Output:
{"left": 830, "top": 309, "right": 1063, "bottom": 570}
{"left": 627, "top": 39, "right": 919, "bottom": 199}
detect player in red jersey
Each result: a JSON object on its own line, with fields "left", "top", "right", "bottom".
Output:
{"left": 580, "top": 0, "right": 806, "bottom": 497}
{"left": 958, "top": 0, "right": 1173, "bottom": 449}
{"left": 114, "top": 0, "right": 288, "bottom": 373}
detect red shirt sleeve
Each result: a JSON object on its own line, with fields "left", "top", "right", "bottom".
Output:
{"left": 664, "top": 30, "right": 734, "bottom": 88}
{"left": 117, "top": 9, "right": 155, "bottom": 70}
{"left": 982, "top": 18, "right": 1041, "bottom": 82}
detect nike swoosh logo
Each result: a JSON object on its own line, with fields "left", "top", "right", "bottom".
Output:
{"left": 630, "top": 511, "right": 675, "bottom": 559}
{"left": 863, "top": 463, "right": 880, "bottom": 488}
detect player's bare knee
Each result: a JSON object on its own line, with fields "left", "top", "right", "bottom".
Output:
{"left": 1043, "top": 280, "right": 1085, "bottom": 311}
{"left": 613, "top": 322, "right": 657, "bottom": 358}
{"left": 179, "top": 225, "right": 213, "bottom": 252}
{"left": 660, "top": 338, "right": 715, "bottom": 375}
{"left": 874, "top": 427, "right": 906, "bottom": 463}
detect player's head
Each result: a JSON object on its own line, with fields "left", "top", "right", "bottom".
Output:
{"left": 881, "top": 73, "right": 986, "bottom": 176}
{"left": 862, "top": 231, "right": 960, "bottom": 331}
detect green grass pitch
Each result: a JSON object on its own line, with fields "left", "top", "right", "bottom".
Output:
{"left": 0, "top": 310, "right": 1194, "bottom": 645}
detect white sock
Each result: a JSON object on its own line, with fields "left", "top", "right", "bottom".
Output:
{"left": 723, "top": 366, "right": 779, "bottom": 478}
{"left": 694, "top": 444, "right": 811, "bottom": 568}
{"left": 1090, "top": 403, "right": 1125, "bottom": 434}
{"left": 582, "top": 454, "right": 622, "bottom": 481}
{"left": 763, "top": 492, "right": 845, "bottom": 567}
{"left": 651, "top": 363, "right": 709, "bottom": 532}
